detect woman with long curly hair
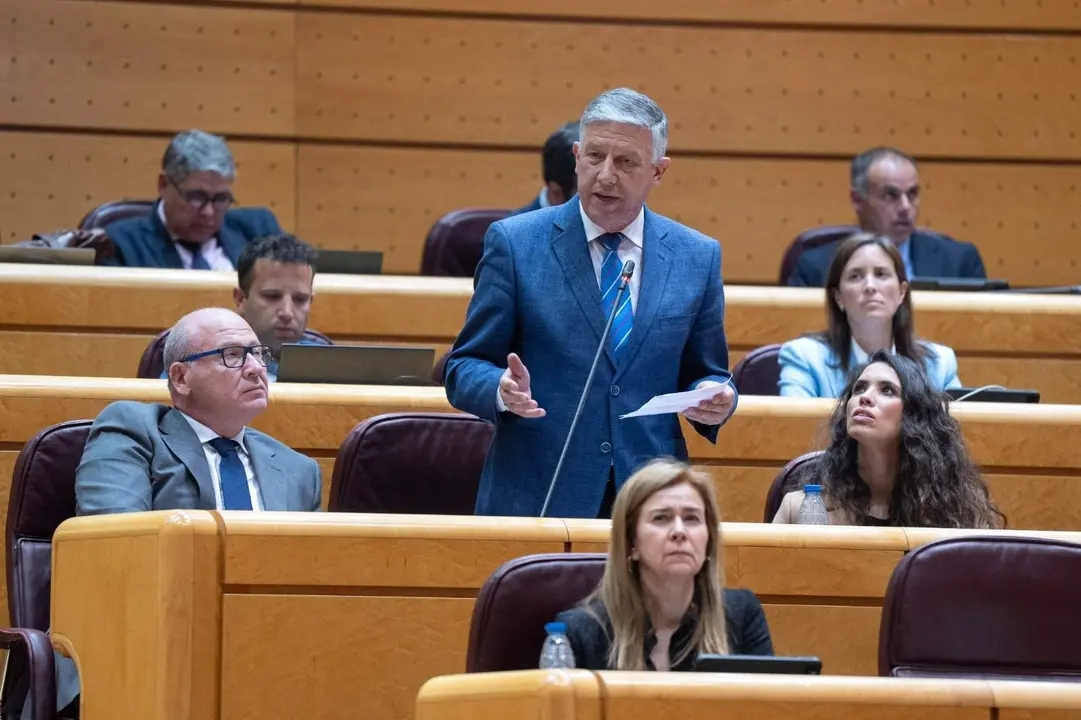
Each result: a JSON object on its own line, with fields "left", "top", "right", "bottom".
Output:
{"left": 556, "top": 459, "right": 773, "bottom": 671}
{"left": 773, "top": 350, "right": 1003, "bottom": 528}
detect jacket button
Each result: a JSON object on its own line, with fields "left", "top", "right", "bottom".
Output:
{"left": 610, "top": 385, "right": 620, "bottom": 396}
{"left": 600, "top": 442, "right": 612, "bottom": 454}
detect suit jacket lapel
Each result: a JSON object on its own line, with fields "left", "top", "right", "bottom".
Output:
{"left": 616, "top": 208, "right": 672, "bottom": 373}
{"left": 150, "top": 202, "right": 185, "bottom": 269}
{"left": 217, "top": 219, "right": 247, "bottom": 266}
{"left": 551, "top": 202, "right": 609, "bottom": 351}
{"left": 245, "top": 433, "right": 288, "bottom": 511}
{"left": 159, "top": 408, "right": 216, "bottom": 510}
{"left": 910, "top": 232, "right": 942, "bottom": 278}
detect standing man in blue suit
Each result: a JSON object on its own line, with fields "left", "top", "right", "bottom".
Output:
{"left": 103, "top": 129, "right": 281, "bottom": 269}
{"left": 445, "top": 88, "right": 737, "bottom": 519}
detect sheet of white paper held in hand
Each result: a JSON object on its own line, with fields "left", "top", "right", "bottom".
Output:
{"left": 619, "top": 377, "right": 733, "bottom": 419}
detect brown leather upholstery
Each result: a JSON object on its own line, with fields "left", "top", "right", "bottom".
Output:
{"left": 778, "top": 225, "right": 859, "bottom": 285}
{"left": 880, "top": 536, "right": 1081, "bottom": 680}
{"left": 1, "top": 420, "right": 91, "bottom": 719}
{"left": 763, "top": 450, "right": 824, "bottom": 522}
{"left": 137, "top": 328, "right": 333, "bottom": 379}
{"left": 328, "top": 412, "right": 492, "bottom": 514}
{"left": 419, "top": 208, "right": 509, "bottom": 277}
{"left": 731, "top": 344, "right": 782, "bottom": 396}
{"left": 78, "top": 200, "right": 155, "bottom": 230}
{"left": 467, "top": 553, "right": 605, "bottom": 673}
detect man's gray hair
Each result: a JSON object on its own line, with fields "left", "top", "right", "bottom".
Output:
{"left": 162, "top": 321, "right": 198, "bottom": 372}
{"left": 580, "top": 88, "right": 668, "bottom": 164}
{"left": 162, "top": 129, "right": 236, "bottom": 184}
{"left": 850, "top": 146, "right": 918, "bottom": 196}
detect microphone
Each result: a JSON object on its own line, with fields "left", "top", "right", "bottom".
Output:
{"left": 540, "top": 260, "right": 635, "bottom": 517}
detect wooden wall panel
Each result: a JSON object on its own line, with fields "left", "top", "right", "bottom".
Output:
{"left": 296, "top": 13, "right": 1081, "bottom": 159}
{"left": 297, "top": 0, "right": 1081, "bottom": 31}
{"left": 296, "top": 145, "right": 537, "bottom": 273}
{"left": 1, "top": 0, "right": 294, "bottom": 135}
{"left": 0, "top": 132, "right": 296, "bottom": 243}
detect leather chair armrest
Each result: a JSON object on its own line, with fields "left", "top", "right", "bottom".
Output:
{"left": 0, "top": 628, "right": 56, "bottom": 720}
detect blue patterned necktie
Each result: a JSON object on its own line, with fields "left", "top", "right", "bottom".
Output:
{"left": 598, "top": 232, "right": 634, "bottom": 360}
{"left": 208, "top": 437, "right": 253, "bottom": 510}
{"left": 178, "top": 240, "right": 211, "bottom": 270}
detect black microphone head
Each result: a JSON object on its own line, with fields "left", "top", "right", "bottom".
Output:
{"left": 621, "top": 260, "right": 635, "bottom": 279}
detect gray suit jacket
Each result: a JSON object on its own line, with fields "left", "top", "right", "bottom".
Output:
{"left": 46, "top": 402, "right": 320, "bottom": 717}
{"left": 75, "top": 401, "right": 321, "bottom": 515}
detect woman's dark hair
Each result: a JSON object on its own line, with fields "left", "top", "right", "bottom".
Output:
{"left": 815, "top": 350, "right": 1004, "bottom": 529}
{"left": 816, "top": 233, "right": 927, "bottom": 373}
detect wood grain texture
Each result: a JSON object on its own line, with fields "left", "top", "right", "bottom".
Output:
{"left": 299, "top": 0, "right": 1081, "bottom": 31}
{"left": 416, "top": 670, "right": 603, "bottom": 720}
{"left": 1, "top": 0, "right": 294, "bottom": 135}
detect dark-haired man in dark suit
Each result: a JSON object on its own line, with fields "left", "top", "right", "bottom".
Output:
{"left": 103, "top": 129, "right": 280, "bottom": 269}
{"left": 512, "top": 121, "right": 580, "bottom": 215}
{"left": 788, "top": 146, "right": 986, "bottom": 287}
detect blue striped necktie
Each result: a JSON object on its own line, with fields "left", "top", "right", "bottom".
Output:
{"left": 598, "top": 232, "right": 634, "bottom": 360}
{"left": 208, "top": 437, "right": 253, "bottom": 510}
{"left": 178, "top": 240, "right": 211, "bottom": 270}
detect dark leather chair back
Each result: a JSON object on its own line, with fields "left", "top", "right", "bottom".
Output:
{"left": 467, "top": 553, "right": 605, "bottom": 672}
{"left": 778, "top": 225, "right": 859, "bottom": 285}
{"left": 420, "top": 209, "right": 509, "bottom": 277}
{"left": 7, "top": 421, "right": 89, "bottom": 632}
{"left": 78, "top": 200, "right": 155, "bottom": 230}
{"left": 138, "top": 328, "right": 333, "bottom": 378}
{"left": 880, "top": 536, "right": 1081, "bottom": 680}
{"left": 731, "top": 344, "right": 782, "bottom": 396}
{"left": 328, "top": 412, "right": 492, "bottom": 514}
{"left": 763, "top": 451, "right": 824, "bottom": 522}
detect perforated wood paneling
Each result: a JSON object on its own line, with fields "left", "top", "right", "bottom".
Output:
{"left": 0, "top": 133, "right": 296, "bottom": 242}
{"left": 296, "top": 148, "right": 1081, "bottom": 286}
{"left": 302, "top": 0, "right": 1081, "bottom": 31}
{"left": 296, "top": 13, "right": 1081, "bottom": 158}
{"left": 297, "top": 145, "right": 537, "bottom": 273}
{"left": 1, "top": 0, "right": 294, "bottom": 134}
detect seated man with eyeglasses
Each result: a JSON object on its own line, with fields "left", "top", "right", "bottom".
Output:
{"left": 102, "top": 129, "right": 282, "bottom": 269}
{"left": 76, "top": 306, "right": 321, "bottom": 515}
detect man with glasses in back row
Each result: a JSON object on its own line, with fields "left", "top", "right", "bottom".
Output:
{"left": 103, "top": 129, "right": 281, "bottom": 269}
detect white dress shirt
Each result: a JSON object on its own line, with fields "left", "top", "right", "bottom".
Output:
{"left": 157, "top": 202, "right": 234, "bottom": 271}
{"left": 178, "top": 411, "right": 264, "bottom": 511}
{"left": 578, "top": 201, "right": 644, "bottom": 312}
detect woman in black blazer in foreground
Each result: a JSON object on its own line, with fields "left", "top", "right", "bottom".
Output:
{"left": 555, "top": 459, "right": 773, "bottom": 671}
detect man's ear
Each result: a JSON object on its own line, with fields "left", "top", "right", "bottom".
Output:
{"left": 168, "top": 363, "right": 191, "bottom": 396}
{"left": 652, "top": 157, "right": 671, "bottom": 185}
{"left": 232, "top": 287, "right": 246, "bottom": 309}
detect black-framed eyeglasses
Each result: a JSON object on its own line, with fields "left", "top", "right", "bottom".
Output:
{"left": 181, "top": 345, "right": 272, "bottom": 369}
{"left": 169, "top": 178, "right": 236, "bottom": 212}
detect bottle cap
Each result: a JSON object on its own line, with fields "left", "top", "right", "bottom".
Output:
{"left": 545, "top": 621, "right": 567, "bottom": 634}
{"left": 804, "top": 484, "right": 822, "bottom": 494}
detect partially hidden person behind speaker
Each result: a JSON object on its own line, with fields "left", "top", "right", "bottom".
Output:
{"left": 779, "top": 233, "right": 961, "bottom": 398}
{"left": 555, "top": 459, "right": 773, "bottom": 670}
{"left": 444, "top": 88, "right": 737, "bottom": 519}
{"left": 103, "top": 129, "right": 281, "bottom": 269}
{"left": 773, "top": 350, "right": 1003, "bottom": 528}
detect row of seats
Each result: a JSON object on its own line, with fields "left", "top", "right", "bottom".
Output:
{"left": 467, "top": 537, "right": 1081, "bottom": 679}
{"left": 70, "top": 201, "right": 874, "bottom": 285}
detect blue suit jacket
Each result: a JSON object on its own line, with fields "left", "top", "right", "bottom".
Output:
{"left": 778, "top": 336, "right": 961, "bottom": 397}
{"left": 103, "top": 203, "right": 281, "bottom": 269}
{"left": 787, "top": 231, "right": 986, "bottom": 287}
{"left": 444, "top": 200, "right": 735, "bottom": 518}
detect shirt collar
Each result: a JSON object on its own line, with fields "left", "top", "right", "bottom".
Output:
{"left": 578, "top": 200, "right": 644, "bottom": 249}
{"left": 177, "top": 409, "right": 247, "bottom": 451}
{"left": 850, "top": 338, "right": 895, "bottom": 365}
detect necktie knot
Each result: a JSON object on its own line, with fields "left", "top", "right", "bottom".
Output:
{"left": 177, "top": 239, "right": 211, "bottom": 270}
{"left": 598, "top": 232, "right": 623, "bottom": 253}
{"left": 208, "top": 437, "right": 239, "bottom": 457}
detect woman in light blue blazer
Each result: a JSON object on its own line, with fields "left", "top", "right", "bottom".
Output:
{"left": 779, "top": 233, "right": 961, "bottom": 398}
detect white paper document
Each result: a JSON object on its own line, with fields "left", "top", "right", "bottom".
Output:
{"left": 619, "top": 379, "right": 732, "bottom": 419}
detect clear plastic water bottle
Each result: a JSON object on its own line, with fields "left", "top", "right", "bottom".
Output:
{"left": 539, "top": 621, "right": 576, "bottom": 669}
{"left": 797, "top": 484, "right": 829, "bottom": 525}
